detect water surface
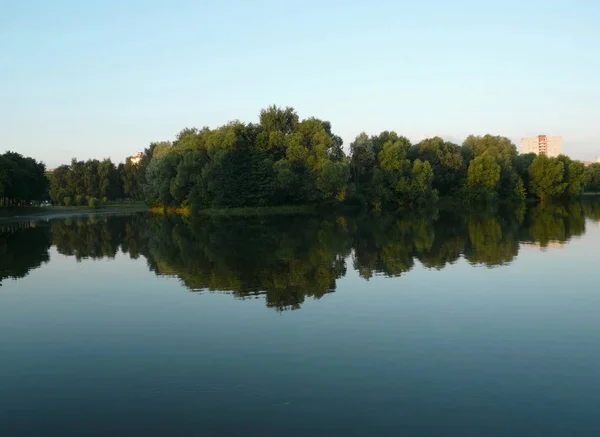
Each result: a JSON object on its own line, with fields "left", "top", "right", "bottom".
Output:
{"left": 1, "top": 203, "right": 600, "bottom": 436}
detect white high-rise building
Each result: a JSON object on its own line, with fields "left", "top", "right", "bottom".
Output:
{"left": 520, "top": 135, "right": 562, "bottom": 157}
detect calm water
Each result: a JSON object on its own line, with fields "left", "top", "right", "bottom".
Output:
{"left": 1, "top": 203, "right": 600, "bottom": 436}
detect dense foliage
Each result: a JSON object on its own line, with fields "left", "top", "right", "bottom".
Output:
{"left": 136, "top": 107, "right": 592, "bottom": 210}
{"left": 141, "top": 107, "right": 349, "bottom": 211}
{"left": 49, "top": 153, "right": 155, "bottom": 206}
{"left": 0, "top": 152, "right": 47, "bottom": 206}
{"left": 41, "top": 106, "right": 598, "bottom": 210}
{"left": 585, "top": 163, "right": 600, "bottom": 192}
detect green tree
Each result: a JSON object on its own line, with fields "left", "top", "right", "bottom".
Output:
{"left": 529, "top": 155, "right": 566, "bottom": 200}
{"left": 465, "top": 155, "right": 501, "bottom": 201}
{"left": 584, "top": 163, "right": 600, "bottom": 192}
{"left": 0, "top": 152, "right": 47, "bottom": 206}
{"left": 556, "top": 155, "right": 585, "bottom": 198}
{"left": 349, "top": 133, "right": 375, "bottom": 185}
{"left": 415, "top": 137, "right": 465, "bottom": 195}
{"left": 462, "top": 135, "right": 519, "bottom": 197}
{"left": 404, "top": 159, "right": 437, "bottom": 207}
{"left": 515, "top": 153, "right": 537, "bottom": 194}
{"left": 144, "top": 153, "right": 182, "bottom": 207}
{"left": 513, "top": 177, "right": 527, "bottom": 201}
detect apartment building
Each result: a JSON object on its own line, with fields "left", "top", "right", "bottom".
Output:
{"left": 520, "top": 135, "right": 562, "bottom": 157}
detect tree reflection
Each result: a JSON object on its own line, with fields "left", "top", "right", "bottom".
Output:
{"left": 521, "top": 203, "right": 586, "bottom": 247}
{"left": 0, "top": 222, "right": 51, "bottom": 285}
{"left": 1, "top": 201, "right": 598, "bottom": 308}
{"left": 140, "top": 215, "right": 352, "bottom": 310}
{"left": 463, "top": 212, "right": 521, "bottom": 267}
{"left": 582, "top": 200, "right": 600, "bottom": 222}
{"left": 51, "top": 215, "right": 135, "bottom": 260}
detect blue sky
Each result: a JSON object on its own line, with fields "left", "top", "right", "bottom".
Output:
{"left": 1, "top": 0, "right": 599, "bottom": 167}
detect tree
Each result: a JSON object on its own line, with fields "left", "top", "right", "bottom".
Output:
{"left": 98, "top": 159, "right": 121, "bottom": 201}
{"left": 515, "top": 153, "right": 537, "bottom": 195}
{"left": 462, "top": 135, "right": 518, "bottom": 197}
{"left": 144, "top": 153, "right": 182, "bottom": 207}
{"left": 120, "top": 160, "right": 141, "bottom": 200}
{"left": 373, "top": 136, "right": 412, "bottom": 208}
{"left": 50, "top": 165, "right": 72, "bottom": 205}
{"left": 0, "top": 156, "right": 8, "bottom": 200}
{"left": 171, "top": 149, "right": 209, "bottom": 207}
{"left": 349, "top": 133, "right": 375, "bottom": 183}
{"left": 415, "top": 137, "right": 465, "bottom": 195}
{"left": 466, "top": 155, "right": 501, "bottom": 201}
{"left": 528, "top": 155, "right": 566, "bottom": 200}
{"left": 584, "top": 163, "right": 600, "bottom": 192}
{"left": 557, "top": 155, "right": 585, "bottom": 198}
{"left": 50, "top": 158, "right": 127, "bottom": 205}
{"left": 0, "top": 152, "right": 47, "bottom": 206}
{"left": 513, "top": 177, "right": 527, "bottom": 201}
{"left": 405, "top": 159, "right": 437, "bottom": 207}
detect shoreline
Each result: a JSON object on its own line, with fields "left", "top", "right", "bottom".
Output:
{"left": 2, "top": 195, "right": 599, "bottom": 224}
{"left": 0, "top": 205, "right": 148, "bottom": 223}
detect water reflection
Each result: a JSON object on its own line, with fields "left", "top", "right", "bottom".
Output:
{"left": 0, "top": 222, "right": 51, "bottom": 285}
{"left": 0, "top": 202, "right": 597, "bottom": 308}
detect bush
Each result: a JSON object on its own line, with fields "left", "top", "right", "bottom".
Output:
{"left": 88, "top": 197, "right": 101, "bottom": 209}
{"left": 102, "top": 197, "right": 108, "bottom": 205}
{"left": 63, "top": 197, "right": 72, "bottom": 206}
{"left": 75, "top": 194, "right": 84, "bottom": 206}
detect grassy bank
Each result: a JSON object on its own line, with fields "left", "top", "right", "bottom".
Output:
{"left": 148, "top": 206, "right": 191, "bottom": 217}
{"left": 148, "top": 205, "right": 318, "bottom": 217}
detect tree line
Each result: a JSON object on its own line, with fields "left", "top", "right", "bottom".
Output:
{"left": 49, "top": 156, "right": 148, "bottom": 207}
{"left": 41, "top": 105, "right": 600, "bottom": 210}
{"left": 135, "top": 106, "right": 600, "bottom": 210}
{"left": 0, "top": 152, "right": 47, "bottom": 207}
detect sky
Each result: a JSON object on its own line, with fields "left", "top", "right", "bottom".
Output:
{"left": 1, "top": 0, "right": 599, "bottom": 168}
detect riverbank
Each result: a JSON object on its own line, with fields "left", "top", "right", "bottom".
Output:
{"left": 148, "top": 204, "right": 321, "bottom": 217}
{"left": 0, "top": 204, "right": 148, "bottom": 222}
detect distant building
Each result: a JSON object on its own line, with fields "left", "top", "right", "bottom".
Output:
{"left": 596, "top": 156, "right": 600, "bottom": 164}
{"left": 520, "top": 135, "right": 562, "bottom": 158}
{"left": 127, "top": 152, "right": 143, "bottom": 165}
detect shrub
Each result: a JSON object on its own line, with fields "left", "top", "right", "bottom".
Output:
{"left": 88, "top": 197, "right": 101, "bottom": 209}
{"left": 75, "top": 194, "right": 84, "bottom": 206}
{"left": 63, "top": 197, "right": 72, "bottom": 206}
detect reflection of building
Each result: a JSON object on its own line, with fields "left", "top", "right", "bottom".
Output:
{"left": 521, "top": 241, "right": 565, "bottom": 250}
{"left": 597, "top": 220, "right": 600, "bottom": 228}
{"left": 127, "top": 152, "right": 143, "bottom": 165}
{"left": 520, "top": 135, "right": 562, "bottom": 157}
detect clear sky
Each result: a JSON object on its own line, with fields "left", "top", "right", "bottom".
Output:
{"left": 1, "top": 0, "right": 599, "bottom": 168}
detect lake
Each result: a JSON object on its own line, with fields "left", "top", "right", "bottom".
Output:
{"left": 1, "top": 202, "right": 600, "bottom": 436}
